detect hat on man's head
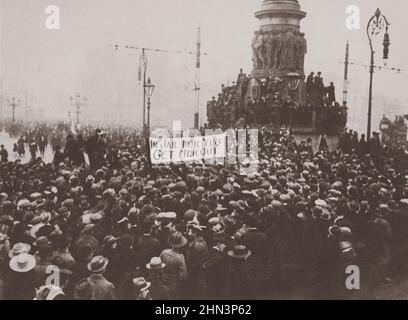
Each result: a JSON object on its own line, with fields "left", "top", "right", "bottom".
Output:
{"left": 9, "top": 253, "right": 36, "bottom": 273}
{"left": 8, "top": 243, "right": 31, "bottom": 258}
{"left": 187, "top": 221, "right": 205, "bottom": 233}
{"left": 157, "top": 212, "right": 177, "bottom": 220}
{"left": 400, "top": 199, "right": 408, "bottom": 207}
{"left": 146, "top": 257, "right": 166, "bottom": 270}
{"left": 133, "top": 277, "right": 151, "bottom": 292}
{"left": 87, "top": 255, "right": 109, "bottom": 273}
{"left": 227, "top": 245, "right": 251, "bottom": 259}
{"left": 168, "top": 231, "right": 187, "bottom": 248}
{"left": 315, "top": 199, "right": 328, "bottom": 208}
{"left": 79, "top": 200, "right": 91, "bottom": 211}
{"left": 73, "top": 278, "right": 94, "bottom": 300}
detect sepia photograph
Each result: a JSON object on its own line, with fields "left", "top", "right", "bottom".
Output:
{"left": 1, "top": 0, "right": 408, "bottom": 308}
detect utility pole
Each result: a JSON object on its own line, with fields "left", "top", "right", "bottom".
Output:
{"left": 194, "top": 27, "right": 202, "bottom": 130}
{"left": 140, "top": 48, "right": 147, "bottom": 135}
{"left": 342, "top": 41, "right": 349, "bottom": 108}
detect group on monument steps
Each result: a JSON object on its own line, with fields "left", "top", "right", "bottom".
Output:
{"left": 206, "top": 69, "right": 347, "bottom": 133}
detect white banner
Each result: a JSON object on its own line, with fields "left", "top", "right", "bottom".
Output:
{"left": 149, "top": 134, "right": 226, "bottom": 164}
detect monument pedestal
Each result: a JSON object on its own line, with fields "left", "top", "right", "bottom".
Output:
{"left": 249, "top": 0, "right": 307, "bottom": 103}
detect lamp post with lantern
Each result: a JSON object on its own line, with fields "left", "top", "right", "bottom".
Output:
{"left": 366, "top": 8, "right": 391, "bottom": 141}
{"left": 286, "top": 72, "right": 301, "bottom": 133}
{"left": 145, "top": 77, "right": 155, "bottom": 136}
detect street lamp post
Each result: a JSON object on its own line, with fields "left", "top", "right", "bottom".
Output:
{"left": 145, "top": 77, "right": 155, "bottom": 136}
{"left": 70, "top": 93, "right": 87, "bottom": 128}
{"left": 366, "top": 8, "right": 390, "bottom": 141}
{"left": 286, "top": 72, "right": 301, "bottom": 134}
{"left": 6, "top": 97, "right": 20, "bottom": 123}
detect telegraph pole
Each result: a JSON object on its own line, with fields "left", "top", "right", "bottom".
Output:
{"left": 194, "top": 27, "right": 202, "bottom": 129}
{"left": 342, "top": 41, "right": 349, "bottom": 108}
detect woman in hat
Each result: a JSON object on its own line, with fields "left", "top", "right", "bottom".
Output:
{"left": 4, "top": 253, "right": 37, "bottom": 300}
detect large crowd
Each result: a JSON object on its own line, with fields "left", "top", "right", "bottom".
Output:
{"left": 0, "top": 120, "right": 407, "bottom": 300}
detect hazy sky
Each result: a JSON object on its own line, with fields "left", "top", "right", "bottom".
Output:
{"left": 1, "top": 0, "right": 407, "bottom": 132}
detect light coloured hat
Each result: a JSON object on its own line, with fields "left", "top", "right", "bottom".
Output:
{"left": 146, "top": 257, "right": 166, "bottom": 270}
{"left": 9, "top": 243, "right": 31, "bottom": 258}
{"left": 157, "top": 212, "right": 177, "bottom": 220}
{"left": 133, "top": 277, "right": 151, "bottom": 292}
{"left": 9, "top": 253, "right": 36, "bottom": 273}
{"left": 87, "top": 255, "right": 109, "bottom": 273}
{"left": 227, "top": 245, "right": 251, "bottom": 259}
{"left": 315, "top": 199, "right": 328, "bottom": 207}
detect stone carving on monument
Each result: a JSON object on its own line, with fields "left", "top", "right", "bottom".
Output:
{"left": 249, "top": 0, "right": 307, "bottom": 104}
{"left": 252, "top": 29, "right": 307, "bottom": 76}
{"left": 251, "top": 31, "right": 266, "bottom": 70}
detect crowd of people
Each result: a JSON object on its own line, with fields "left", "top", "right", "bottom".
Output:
{"left": 206, "top": 69, "right": 347, "bottom": 133}
{"left": 0, "top": 120, "right": 407, "bottom": 300}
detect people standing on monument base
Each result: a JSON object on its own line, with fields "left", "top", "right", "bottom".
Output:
{"left": 206, "top": 67, "right": 344, "bottom": 131}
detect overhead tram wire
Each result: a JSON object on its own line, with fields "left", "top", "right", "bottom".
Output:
{"left": 109, "top": 34, "right": 208, "bottom": 130}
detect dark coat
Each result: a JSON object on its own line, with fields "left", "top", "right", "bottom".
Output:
{"left": 148, "top": 275, "right": 171, "bottom": 300}
{"left": 224, "top": 259, "right": 256, "bottom": 300}
{"left": 202, "top": 247, "right": 228, "bottom": 300}
{"left": 4, "top": 270, "right": 37, "bottom": 300}
{"left": 138, "top": 234, "right": 162, "bottom": 266}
